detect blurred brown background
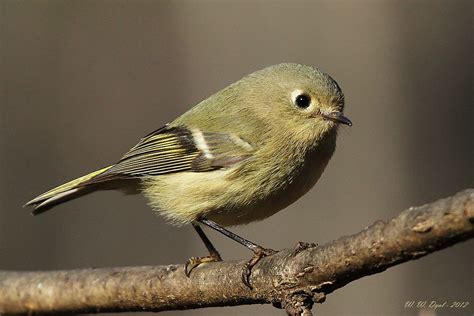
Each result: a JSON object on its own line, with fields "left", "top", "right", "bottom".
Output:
{"left": 1, "top": 1, "right": 472, "bottom": 315}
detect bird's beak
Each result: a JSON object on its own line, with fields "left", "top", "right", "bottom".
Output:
{"left": 322, "top": 111, "right": 353, "bottom": 126}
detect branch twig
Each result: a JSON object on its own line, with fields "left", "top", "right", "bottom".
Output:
{"left": 1, "top": 189, "right": 472, "bottom": 315}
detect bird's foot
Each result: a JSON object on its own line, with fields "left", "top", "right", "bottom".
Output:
{"left": 185, "top": 252, "right": 222, "bottom": 277}
{"left": 242, "top": 247, "right": 277, "bottom": 289}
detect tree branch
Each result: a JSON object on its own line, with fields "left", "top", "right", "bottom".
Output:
{"left": 1, "top": 189, "right": 473, "bottom": 315}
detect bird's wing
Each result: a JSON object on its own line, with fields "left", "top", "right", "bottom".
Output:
{"left": 90, "top": 125, "right": 254, "bottom": 182}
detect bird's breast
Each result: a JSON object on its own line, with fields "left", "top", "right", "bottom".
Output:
{"left": 207, "top": 133, "right": 337, "bottom": 226}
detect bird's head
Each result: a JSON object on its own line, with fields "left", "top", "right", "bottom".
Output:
{"left": 242, "top": 63, "right": 351, "bottom": 146}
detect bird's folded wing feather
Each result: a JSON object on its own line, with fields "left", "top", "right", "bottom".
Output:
{"left": 90, "top": 125, "right": 254, "bottom": 182}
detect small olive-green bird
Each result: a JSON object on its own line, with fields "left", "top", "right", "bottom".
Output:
{"left": 26, "top": 63, "right": 351, "bottom": 288}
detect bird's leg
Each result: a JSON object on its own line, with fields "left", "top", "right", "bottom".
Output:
{"left": 185, "top": 222, "right": 223, "bottom": 277}
{"left": 199, "top": 218, "right": 277, "bottom": 289}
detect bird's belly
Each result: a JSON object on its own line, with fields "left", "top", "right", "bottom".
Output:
{"left": 143, "top": 141, "right": 334, "bottom": 227}
{"left": 207, "top": 154, "right": 331, "bottom": 226}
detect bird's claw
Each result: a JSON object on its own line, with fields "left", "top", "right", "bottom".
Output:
{"left": 184, "top": 253, "right": 222, "bottom": 277}
{"left": 241, "top": 247, "right": 277, "bottom": 289}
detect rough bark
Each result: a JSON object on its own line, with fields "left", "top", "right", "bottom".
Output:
{"left": 0, "top": 189, "right": 472, "bottom": 315}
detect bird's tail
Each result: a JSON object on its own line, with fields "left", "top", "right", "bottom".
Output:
{"left": 25, "top": 166, "right": 113, "bottom": 215}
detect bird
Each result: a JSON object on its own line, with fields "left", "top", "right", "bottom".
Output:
{"left": 25, "top": 63, "right": 352, "bottom": 288}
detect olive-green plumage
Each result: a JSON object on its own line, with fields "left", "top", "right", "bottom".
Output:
{"left": 26, "top": 63, "right": 350, "bottom": 227}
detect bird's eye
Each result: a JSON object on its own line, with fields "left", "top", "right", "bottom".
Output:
{"left": 294, "top": 94, "right": 311, "bottom": 108}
